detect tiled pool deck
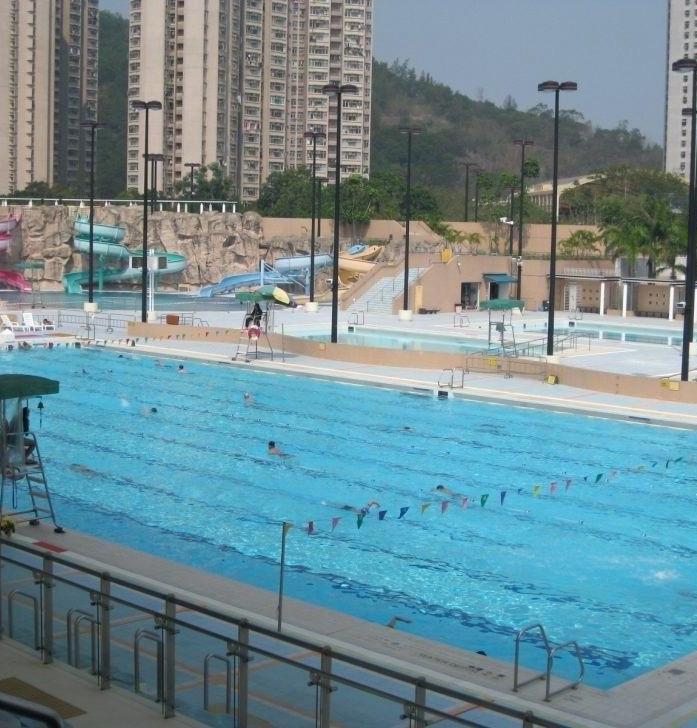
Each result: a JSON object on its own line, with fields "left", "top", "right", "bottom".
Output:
{"left": 4, "top": 304, "right": 697, "bottom": 726}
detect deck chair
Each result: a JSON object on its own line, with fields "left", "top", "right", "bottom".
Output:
{"left": 0, "top": 314, "right": 28, "bottom": 332}
{"left": 22, "top": 312, "right": 54, "bottom": 331}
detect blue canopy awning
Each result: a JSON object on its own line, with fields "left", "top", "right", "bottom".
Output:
{"left": 484, "top": 274, "right": 517, "bottom": 284}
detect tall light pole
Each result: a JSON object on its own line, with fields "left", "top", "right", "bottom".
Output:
{"left": 400, "top": 127, "right": 422, "bottom": 312}
{"left": 79, "top": 120, "right": 106, "bottom": 305}
{"left": 508, "top": 186, "right": 516, "bottom": 256}
{"left": 185, "top": 162, "right": 201, "bottom": 204}
{"left": 474, "top": 171, "right": 482, "bottom": 222}
{"left": 304, "top": 130, "right": 326, "bottom": 303}
{"left": 462, "top": 162, "right": 479, "bottom": 222}
{"left": 317, "top": 179, "right": 324, "bottom": 237}
{"left": 147, "top": 153, "right": 165, "bottom": 213}
{"left": 674, "top": 58, "right": 697, "bottom": 381}
{"left": 131, "top": 100, "right": 162, "bottom": 323}
{"left": 322, "top": 81, "right": 358, "bottom": 343}
{"left": 537, "top": 81, "right": 577, "bottom": 357}
{"left": 513, "top": 138, "right": 534, "bottom": 300}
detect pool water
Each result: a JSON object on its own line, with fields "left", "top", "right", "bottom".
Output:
{"left": 304, "top": 328, "right": 512, "bottom": 354}
{"left": 2, "top": 348, "right": 696, "bottom": 689}
{"left": 552, "top": 322, "right": 691, "bottom": 347}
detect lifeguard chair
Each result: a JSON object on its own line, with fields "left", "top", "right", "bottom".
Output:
{"left": 0, "top": 375, "right": 63, "bottom": 533}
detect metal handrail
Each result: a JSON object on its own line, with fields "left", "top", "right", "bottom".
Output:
{"left": 7, "top": 589, "right": 40, "bottom": 649}
{"left": 348, "top": 311, "right": 364, "bottom": 326}
{"left": 453, "top": 366, "right": 465, "bottom": 388}
{"left": 545, "top": 641, "right": 584, "bottom": 701}
{"left": 203, "top": 652, "right": 234, "bottom": 714}
{"left": 437, "top": 368, "right": 453, "bottom": 388}
{"left": 513, "top": 623, "right": 551, "bottom": 692}
{"left": 66, "top": 608, "right": 97, "bottom": 673}
{"left": 134, "top": 628, "right": 164, "bottom": 703}
{"left": 0, "top": 538, "right": 572, "bottom": 728}
{"left": 454, "top": 313, "right": 470, "bottom": 327}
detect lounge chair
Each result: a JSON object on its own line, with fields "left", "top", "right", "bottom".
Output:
{"left": 22, "top": 312, "right": 54, "bottom": 331}
{"left": 0, "top": 314, "right": 29, "bottom": 332}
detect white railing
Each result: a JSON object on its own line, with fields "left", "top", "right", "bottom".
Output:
{"left": 1, "top": 198, "right": 238, "bottom": 214}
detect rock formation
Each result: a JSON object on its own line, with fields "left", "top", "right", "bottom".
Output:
{"left": 2, "top": 205, "right": 332, "bottom": 291}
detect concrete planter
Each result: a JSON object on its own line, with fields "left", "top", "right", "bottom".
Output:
{"left": 398, "top": 309, "right": 413, "bottom": 321}
{"left": 305, "top": 301, "right": 319, "bottom": 313}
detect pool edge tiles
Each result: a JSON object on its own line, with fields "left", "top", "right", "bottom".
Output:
{"left": 15, "top": 525, "right": 697, "bottom": 728}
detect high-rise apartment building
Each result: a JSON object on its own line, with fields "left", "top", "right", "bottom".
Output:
{"left": 127, "top": 0, "right": 372, "bottom": 203}
{"left": 0, "top": 0, "right": 99, "bottom": 195}
{"left": 665, "top": 0, "right": 696, "bottom": 180}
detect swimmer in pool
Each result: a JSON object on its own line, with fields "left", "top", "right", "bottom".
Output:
{"left": 70, "top": 464, "right": 99, "bottom": 478}
{"left": 268, "top": 441, "right": 287, "bottom": 457}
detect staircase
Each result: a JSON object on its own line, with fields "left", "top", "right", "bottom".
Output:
{"left": 347, "top": 267, "right": 426, "bottom": 315}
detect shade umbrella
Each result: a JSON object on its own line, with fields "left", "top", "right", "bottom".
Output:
{"left": 254, "top": 284, "right": 292, "bottom": 306}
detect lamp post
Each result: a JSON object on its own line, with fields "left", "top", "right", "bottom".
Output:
{"left": 537, "top": 81, "right": 577, "bottom": 357}
{"left": 131, "top": 100, "right": 162, "bottom": 323}
{"left": 322, "top": 81, "right": 358, "bottom": 343}
{"left": 513, "top": 138, "right": 534, "bottom": 300}
{"left": 508, "top": 187, "right": 516, "bottom": 256}
{"left": 674, "top": 58, "right": 697, "bottom": 381}
{"left": 147, "top": 153, "right": 165, "bottom": 214}
{"left": 462, "top": 162, "right": 478, "bottom": 222}
{"left": 474, "top": 171, "right": 482, "bottom": 222}
{"left": 184, "top": 162, "right": 201, "bottom": 205}
{"left": 79, "top": 120, "right": 106, "bottom": 306}
{"left": 317, "top": 179, "right": 323, "bottom": 237}
{"left": 400, "top": 127, "right": 422, "bottom": 312}
{"left": 304, "top": 130, "right": 326, "bottom": 303}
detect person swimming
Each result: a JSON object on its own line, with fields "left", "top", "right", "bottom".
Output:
{"left": 340, "top": 500, "right": 380, "bottom": 516}
{"left": 434, "top": 485, "right": 456, "bottom": 496}
{"left": 268, "top": 440, "right": 287, "bottom": 457}
{"left": 177, "top": 364, "right": 186, "bottom": 373}
{"left": 70, "top": 464, "right": 99, "bottom": 478}
{"left": 243, "top": 392, "right": 255, "bottom": 404}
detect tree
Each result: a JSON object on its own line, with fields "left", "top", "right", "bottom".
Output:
{"left": 256, "top": 167, "right": 312, "bottom": 217}
{"left": 560, "top": 230, "right": 601, "bottom": 257}
{"left": 174, "top": 162, "right": 236, "bottom": 202}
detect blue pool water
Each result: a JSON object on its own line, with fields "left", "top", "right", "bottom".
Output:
{"left": 305, "top": 328, "right": 504, "bottom": 354}
{"left": 2, "top": 348, "right": 696, "bottom": 689}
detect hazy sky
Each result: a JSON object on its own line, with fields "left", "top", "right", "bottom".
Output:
{"left": 100, "top": 0, "right": 667, "bottom": 143}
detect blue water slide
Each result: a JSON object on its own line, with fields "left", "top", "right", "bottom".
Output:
{"left": 198, "top": 271, "right": 289, "bottom": 298}
{"left": 200, "top": 255, "right": 332, "bottom": 297}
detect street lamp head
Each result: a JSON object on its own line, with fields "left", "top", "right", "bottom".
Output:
{"left": 80, "top": 121, "right": 107, "bottom": 129}
{"left": 321, "top": 82, "right": 358, "bottom": 95}
{"left": 513, "top": 138, "right": 534, "bottom": 147}
{"left": 131, "top": 100, "right": 163, "bottom": 111}
{"left": 144, "top": 153, "right": 165, "bottom": 161}
{"left": 538, "top": 80, "right": 577, "bottom": 93}
{"left": 304, "top": 130, "right": 326, "bottom": 140}
{"left": 399, "top": 127, "right": 422, "bottom": 135}
{"left": 673, "top": 58, "right": 697, "bottom": 73}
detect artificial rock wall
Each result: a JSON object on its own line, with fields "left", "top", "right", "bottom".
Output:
{"left": 2, "top": 205, "right": 335, "bottom": 290}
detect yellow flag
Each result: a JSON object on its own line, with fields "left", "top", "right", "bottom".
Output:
{"left": 282, "top": 522, "right": 293, "bottom": 535}
{"left": 532, "top": 485, "right": 541, "bottom": 497}
{"left": 420, "top": 502, "right": 431, "bottom": 515}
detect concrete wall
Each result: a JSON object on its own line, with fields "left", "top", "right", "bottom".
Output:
{"left": 127, "top": 321, "right": 697, "bottom": 405}
{"left": 444, "top": 222, "right": 601, "bottom": 255}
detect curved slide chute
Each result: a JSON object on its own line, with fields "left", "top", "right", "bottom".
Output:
{"left": 64, "top": 218, "right": 187, "bottom": 294}
{"left": 199, "top": 254, "right": 332, "bottom": 297}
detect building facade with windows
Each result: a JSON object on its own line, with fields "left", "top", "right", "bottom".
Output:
{"left": 0, "top": 0, "right": 99, "bottom": 194}
{"left": 127, "top": 0, "right": 373, "bottom": 203}
{"left": 665, "top": 0, "right": 697, "bottom": 180}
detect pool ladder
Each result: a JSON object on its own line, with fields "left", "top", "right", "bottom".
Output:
{"left": 513, "top": 623, "right": 584, "bottom": 701}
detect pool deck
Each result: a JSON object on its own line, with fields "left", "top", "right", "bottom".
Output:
{"left": 12, "top": 303, "right": 697, "bottom": 726}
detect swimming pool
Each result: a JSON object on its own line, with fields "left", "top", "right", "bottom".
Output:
{"left": 533, "top": 321, "right": 691, "bottom": 347}
{"left": 2, "top": 347, "right": 695, "bottom": 689}
{"left": 303, "top": 327, "right": 514, "bottom": 354}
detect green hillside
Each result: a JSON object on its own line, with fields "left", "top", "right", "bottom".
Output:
{"left": 371, "top": 61, "right": 663, "bottom": 218}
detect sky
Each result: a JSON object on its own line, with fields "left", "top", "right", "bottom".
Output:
{"left": 100, "top": 0, "right": 667, "bottom": 144}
